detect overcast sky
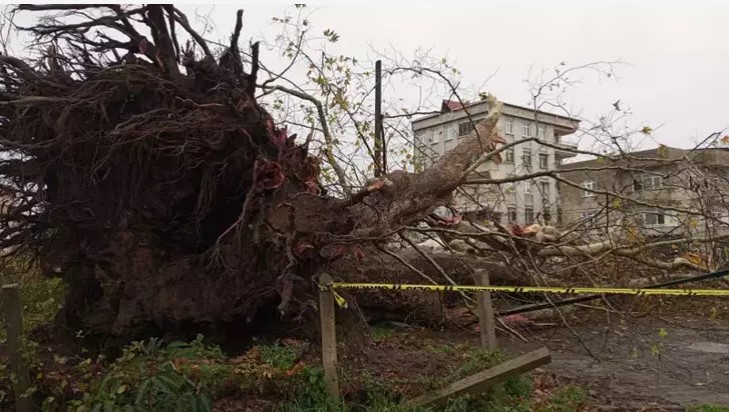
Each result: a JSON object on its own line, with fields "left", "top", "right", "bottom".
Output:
{"left": 9, "top": 3, "right": 727, "bottom": 153}
{"left": 178, "top": 1, "right": 728, "bottom": 152}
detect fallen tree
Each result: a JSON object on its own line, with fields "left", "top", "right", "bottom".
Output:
{"left": 2, "top": 5, "right": 726, "bottom": 346}
{"left": 0, "top": 5, "right": 505, "bottom": 341}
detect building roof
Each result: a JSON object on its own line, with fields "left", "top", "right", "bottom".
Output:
{"left": 559, "top": 146, "right": 729, "bottom": 170}
{"left": 413, "top": 99, "right": 581, "bottom": 125}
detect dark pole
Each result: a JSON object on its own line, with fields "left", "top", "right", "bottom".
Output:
{"left": 374, "top": 60, "right": 383, "bottom": 177}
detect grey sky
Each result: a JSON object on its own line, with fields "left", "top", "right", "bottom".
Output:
{"left": 182, "top": 1, "right": 729, "bottom": 151}
{"left": 8, "top": 3, "right": 727, "bottom": 154}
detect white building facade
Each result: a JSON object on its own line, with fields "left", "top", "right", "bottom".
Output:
{"left": 412, "top": 100, "right": 580, "bottom": 225}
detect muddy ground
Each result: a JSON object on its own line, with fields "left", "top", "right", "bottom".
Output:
{"left": 401, "top": 298, "right": 729, "bottom": 410}
{"left": 509, "top": 315, "right": 729, "bottom": 409}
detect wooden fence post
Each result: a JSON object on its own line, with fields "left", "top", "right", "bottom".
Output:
{"left": 475, "top": 270, "right": 497, "bottom": 350}
{"left": 318, "top": 273, "right": 340, "bottom": 399}
{"left": 2, "top": 284, "right": 32, "bottom": 412}
{"left": 406, "top": 347, "right": 551, "bottom": 408}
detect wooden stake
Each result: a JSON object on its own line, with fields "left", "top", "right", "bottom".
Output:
{"left": 475, "top": 270, "right": 497, "bottom": 350}
{"left": 318, "top": 273, "right": 340, "bottom": 399}
{"left": 406, "top": 347, "right": 551, "bottom": 408}
{"left": 2, "top": 284, "right": 32, "bottom": 412}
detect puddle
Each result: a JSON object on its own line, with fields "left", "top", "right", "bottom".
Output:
{"left": 687, "top": 342, "right": 729, "bottom": 354}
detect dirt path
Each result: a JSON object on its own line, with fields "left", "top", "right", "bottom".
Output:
{"left": 503, "top": 316, "right": 729, "bottom": 409}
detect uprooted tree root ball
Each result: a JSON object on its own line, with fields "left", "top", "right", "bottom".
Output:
{"left": 0, "top": 5, "right": 503, "bottom": 343}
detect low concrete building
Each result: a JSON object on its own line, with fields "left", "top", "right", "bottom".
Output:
{"left": 559, "top": 146, "right": 729, "bottom": 237}
{"left": 412, "top": 99, "right": 580, "bottom": 225}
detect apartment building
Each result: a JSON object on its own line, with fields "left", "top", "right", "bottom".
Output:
{"left": 559, "top": 146, "right": 729, "bottom": 236}
{"left": 412, "top": 99, "right": 580, "bottom": 225}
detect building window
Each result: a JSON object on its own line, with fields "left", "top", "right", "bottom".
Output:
{"left": 540, "top": 181, "right": 550, "bottom": 197}
{"left": 507, "top": 207, "right": 517, "bottom": 223}
{"left": 581, "top": 180, "right": 596, "bottom": 197}
{"left": 643, "top": 211, "right": 666, "bottom": 226}
{"left": 524, "top": 181, "right": 532, "bottom": 194}
{"left": 445, "top": 128, "right": 456, "bottom": 141}
{"left": 458, "top": 121, "right": 475, "bottom": 136}
{"left": 522, "top": 121, "right": 532, "bottom": 137}
{"left": 430, "top": 131, "right": 439, "bottom": 145}
{"left": 539, "top": 153, "right": 549, "bottom": 169}
{"left": 641, "top": 174, "right": 662, "bottom": 190}
{"left": 505, "top": 119, "right": 514, "bottom": 135}
{"left": 522, "top": 149, "right": 532, "bottom": 169}
{"left": 524, "top": 207, "right": 534, "bottom": 224}
{"left": 537, "top": 125, "right": 546, "bottom": 139}
{"left": 505, "top": 148, "right": 514, "bottom": 163}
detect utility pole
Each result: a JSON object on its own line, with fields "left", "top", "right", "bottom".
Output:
{"left": 374, "top": 60, "right": 385, "bottom": 177}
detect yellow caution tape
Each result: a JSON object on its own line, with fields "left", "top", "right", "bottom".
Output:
{"left": 326, "top": 282, "right": 729, "bottom": 297}
{"left": 333, "top": 290, "right": 349, "bottom": 309}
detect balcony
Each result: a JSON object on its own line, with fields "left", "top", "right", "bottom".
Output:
{"left": 554, "top": 142, "right": 578, "bottom": 159}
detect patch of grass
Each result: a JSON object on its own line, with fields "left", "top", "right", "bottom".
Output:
{"left": 542, "top": 385, "right": 588, "bottom": 412}
{"left": 277, "top": 346, "right": 540, "bottom": 412}
{"left": 0, "top": 257, "right": 66, "bottom": 341}
{"left": 423, "top": 341, "right": 458, "bottom": 355}
{"left": 688, "top": 405, "right": 729, "bottom": 412}
{"left": 455, "top": 347, "right": 506, "bottom": 378}
{"left": 503, "top": 375, "right": 534, "bottom": 399}
{"left": 371, "top": 324, "right": 396, "bottom": 342}
{"left": 259, "top": 342, "right": 298, "bottom": 370}
{"left": 19, "top": 277, "right": 65, "bottom": 330}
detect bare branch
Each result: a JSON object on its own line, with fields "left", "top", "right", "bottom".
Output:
{"left": 262, "top": 84, "right": 351, "bottom": 195}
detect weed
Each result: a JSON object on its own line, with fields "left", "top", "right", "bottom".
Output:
{"left": 688, "top": 405, "right": 729, "bottom": 412}
{"left": 0, "top": 258, "right": 65, "bottom": 341}
{"left": 371, "top": 324, "right": 396, "bottom": 342}
{"left": 543, "top": 385, "right": 588, "bottom": 412}
{"left": 503, "top": 376, "right": 534, "bottom": 399}
{"left": 424, "top": 342, "right": 457, "bottom": 355}
{"left": 259, "top": 343, "right": 298, "bottom": 370}
{"left": 67, "top": 337, "right": 219, "bottom": 412}
{"left": 455, "top": 347, "right": 505, "bottom": 378}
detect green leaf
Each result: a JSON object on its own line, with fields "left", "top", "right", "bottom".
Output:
{"left": 657, "top": 144, "right": 668, "bottom": 157}
{"left": 650, "top": 343, "right": 661, "bottom": 356}
{"left": 156, "top": 373, "right": 184, "bottom": 391}
{"left": 165, "top": 341, "right": 190, "bottom": 350}
{"left": 658, "top": 328, "right": 668, "bottom": 338}
{"left": 135, "top": 379, "right": 151, "bottom": 405}
{"left": 323, "top": 29, "right": 340, "bottom": 42}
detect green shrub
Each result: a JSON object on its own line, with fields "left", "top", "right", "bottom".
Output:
{"left": 68, "top": 336, "right": 229, "bottom": 412}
